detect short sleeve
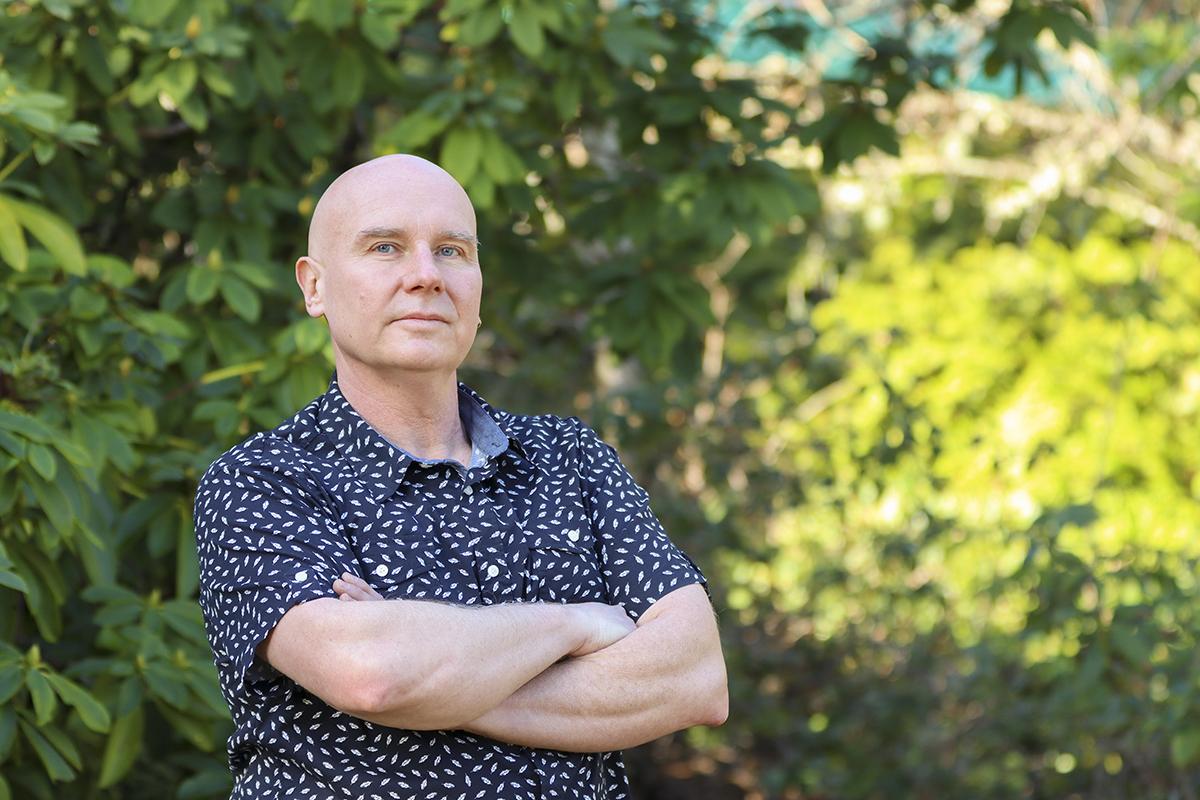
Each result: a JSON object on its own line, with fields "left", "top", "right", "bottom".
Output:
{"left": 574, "top": 419, "right": 710, "bottom": 620}
{"left": 192, "top": 460, "right": 355, "bottom": 696}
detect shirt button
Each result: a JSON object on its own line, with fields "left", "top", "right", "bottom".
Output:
{"left": 486, "top": 564, "right": 500, "bottom": 579}
{"left": 567, "top": 529, "right": 580, "bottom": 542}
{"left": 375, "top": 564, "right": 389, "bottom": 578}
{"left": 464, "top": 485, "right": 473, "bottom": 496}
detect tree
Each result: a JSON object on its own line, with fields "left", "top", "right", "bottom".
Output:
{"left": 0, "top": 0, "right": 1134, "bottom": 797}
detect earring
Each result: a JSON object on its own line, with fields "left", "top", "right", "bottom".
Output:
{"left": 476, "top": 319, "right": 482, "bottom": 328}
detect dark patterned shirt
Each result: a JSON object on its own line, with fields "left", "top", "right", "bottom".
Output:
{"left": 192, "top": 369, "right": 709, "bottom": 800}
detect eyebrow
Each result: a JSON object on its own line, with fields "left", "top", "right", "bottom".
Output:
{"left": 354, "top": 227, "right": 481, "bottom": 249}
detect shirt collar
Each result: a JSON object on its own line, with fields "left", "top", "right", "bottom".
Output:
{"left": 316, "top": 369, "right": 543, "bottom": 500}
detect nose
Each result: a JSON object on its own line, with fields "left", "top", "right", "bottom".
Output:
{"left": 401, "top": 242, "right": 444, "bottom": 293}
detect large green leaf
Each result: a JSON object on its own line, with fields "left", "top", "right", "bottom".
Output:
{"left": 219, "top": 273, "right": 261, "bottom": 322}
{"left": 18, "top": 720, "right": 75, "bottom": 782}
{"left": 24, "top": 669, "right": 57, "bottom": 726}
{"left": 43, "top": 672, "right": 111, "bottom": 733}
{"left": 98, "top": 706, "right": 144, "bottom": 788}
{"left": 508, "top": 3, "right": 546, "bottom": 58}
{"left": 0, "top": 196, "right": 28, "bottom": 271}
{"left": 439, "top": 127, "right": 484, "bottom": 187}
{"left": 4, "top": 198, "right": 86, "bottom": 275}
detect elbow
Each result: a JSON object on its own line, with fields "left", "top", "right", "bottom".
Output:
{"left": 702, "top": 678, "right": 729, "bottom": 727}
{"left": 339, "top": 654, "right": 468, "bottom": 729}
{"left": 702, "top": 649, "right": 729, "bottom": 727}
{"left": 688, "top": 658, "right": 729, "bottom": 728}
{"left": 336, "top": 652, "right": 419, "bottom": 717}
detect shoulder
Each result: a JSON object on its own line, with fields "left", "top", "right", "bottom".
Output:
{"left": 490, "top": 404, "right": 622, "bottom": 481}
{"left": 194, "top": 395, "right": 327, "bottom": 499}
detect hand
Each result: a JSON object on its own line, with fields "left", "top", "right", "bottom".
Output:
{"left": 333, "top": 572, "right": 383, "bottom": 602}
{"left": 566, "top": 602, "right": 636, "bottom": 657}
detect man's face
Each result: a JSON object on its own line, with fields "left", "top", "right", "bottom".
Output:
{"left": 298, "top": 158, "right": 482, "bottom": 378}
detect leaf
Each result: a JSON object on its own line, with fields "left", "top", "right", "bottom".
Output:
{"left": 480, "top": 129, "right": 526, "bottom": 184}
{"left": 18, "top": 720, "right": 75, "bottom": 782}
{"left": 27, "top": 443, "right": 56, "bottom": 481}
{"left": 127, "top": 0, "right": 178, "bottom": 26}
{"left": 293, "top": 318, "right": 328, "bottom": 354}
{"left": 98, "top": 706, "right": 144, "bottom": 788}
{"left": 157, "top": 704, "right": 214, "bottom": 751}
{"left": 508, "top": 4, "right": 545, "bottom": 58}
{"left": 36, "top": 722, "right": 82, "bottom": 770}
{"left": 177, "top": 768, "right": 234, "bottom": 799}
{"left": 552, "top": 73, "right": 581, "bottom": 121}
{"left": 458, "top": 5, "right": 503, "bottom": 46}
{"left": 253, "top": 46, "right": 285, "bottom": 98}
{"left": 159, "top": 60, "right": 199, "bottom": 105}
{"left": 201, "top": 62, "right": 235, "bottom": 97}
{"left": 176, "top": 521, "right": 200, "bottom": 598}
{"left": 440, "top": 126, "right": 484, "bottom": 187}
{"left": 0, "top": 429, "right": 24, "bottom": 459}
{"left": 331, "top": 49, "right": 365, "bottom": 107}
{"left": 601, "top": 13, "right": 673, "bottom": 69}
{"left": 0, "top": 197, "right": 28, "bottom": 271}
{"left": 186, "top": 266, "right": 221, "bottom": 304}
{"left": 52, "top": 437, "right": 91, "bottom": 468}
{"left": 5, "top": 197, "right": 86, "bottom": 275}
{"left": 0, "top": 570, "right": 27, "bottom": 594}
{"left": 385, "top": 111, "right": 451, "bottom": 150}
{"left": 28, "top": 476, "right": 73, "bottom": 539}
{"left": 218, "top": 273, "right": 261, "bottom": 322}
{"left": 177, "top": 93, "right": 208, "bottom": 131}
{"left": 25, "top": 669, "right": 57, "bottom": 725}
{"left": 142, "top": 662, "right": 189, "bottom": 708}
{"left": 0, "top": 409, "right": 54, "bottom": 442}
{"left": 0, "top": 663, "right": 22, "bottom": 705}
{"left": 293, "top": 0, "right": 354, "bottom": 34}
{"left": 44, "top": 672, "right": 111, "bottom": 733}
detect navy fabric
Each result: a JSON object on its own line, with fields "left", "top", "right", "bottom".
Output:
{"left": 192, "top": 369, "right": 709, "bottom": 800}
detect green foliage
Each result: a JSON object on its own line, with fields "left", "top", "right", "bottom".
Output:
{"left": 8, "top": 0, "right": 1189, "bottom": 798}
{"left": 711, "top": 231, "right": 1200, "bottom": 796}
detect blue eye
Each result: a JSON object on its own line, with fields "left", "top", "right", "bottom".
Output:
{"left": 437, "top": 246, "right": 460, "bottom": 257}
{"left": 373, "top": 243, "right": 396, "bottom": 254}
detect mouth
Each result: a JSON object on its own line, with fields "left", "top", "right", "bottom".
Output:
{"left": 395, "top": 314, "right": 449, "bottom": 323}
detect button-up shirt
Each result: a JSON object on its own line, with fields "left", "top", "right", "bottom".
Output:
{"left": 192, "top": 369, "right": 709, "bottom": 800}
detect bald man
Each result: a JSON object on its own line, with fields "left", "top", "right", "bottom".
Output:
{"left": 192, "top": 155, "right": 727, "bottom": 800}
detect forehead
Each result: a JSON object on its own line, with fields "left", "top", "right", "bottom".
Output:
{"left": 326, "top": 166, "right": 476, "bottom": 250}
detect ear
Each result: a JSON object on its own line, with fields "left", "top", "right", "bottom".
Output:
{"left": 296, "top": 255, "right": 325, "bottom": 318}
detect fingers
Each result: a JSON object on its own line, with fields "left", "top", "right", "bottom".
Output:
{"left": 332, "top": 572, "right": 384, "bottom": 602}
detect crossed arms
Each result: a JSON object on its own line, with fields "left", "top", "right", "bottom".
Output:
{"left": 257, "top": 578, "right": 728, "bottom": 752}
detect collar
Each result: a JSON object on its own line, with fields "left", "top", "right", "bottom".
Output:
{"left": 316, "top": 369, "right": 543, "bottom": 501}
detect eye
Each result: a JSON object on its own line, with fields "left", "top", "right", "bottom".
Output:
{"left": 436, "top": 245, "right": 462, "bottom": 258}
{"left": 372, "top": 243, "right": 397, "bottom": 254}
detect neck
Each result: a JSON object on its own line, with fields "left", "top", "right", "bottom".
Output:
{"left": 334, "top": 360, "right": 471, "bottom": 464}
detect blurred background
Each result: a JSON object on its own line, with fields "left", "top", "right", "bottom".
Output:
{"left": 1, "top": 0, "right": 1198, "bottom": 797}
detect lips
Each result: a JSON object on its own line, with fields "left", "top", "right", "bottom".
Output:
{"left": 396, "top": 313, "right": 448, "bottom": 323}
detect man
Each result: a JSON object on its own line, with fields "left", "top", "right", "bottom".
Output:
{"left": 192, "top": 154, "right": 727, "bottom": 800}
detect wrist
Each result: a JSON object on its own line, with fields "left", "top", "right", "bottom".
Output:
{"left": 554, "top": 603, "right": 587, "bottom": 657}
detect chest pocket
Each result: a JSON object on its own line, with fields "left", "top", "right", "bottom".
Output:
{"left": 523, "top": 525, "right": 608, "bottom": 604}
{"left": 348, "top": 504, "right": 450, "bottom": 601}
{"left": 362, "top": 541, "right": 443, "bottom": 600}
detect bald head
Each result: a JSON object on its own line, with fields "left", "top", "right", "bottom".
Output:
{"left": 307, "top": 154, "right": 477, "bottom": 263}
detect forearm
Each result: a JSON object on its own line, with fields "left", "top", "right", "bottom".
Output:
{"left": 263, "top": 597, "right": 582, "bottom": 729}
{"left": 461, "top": 590, "right": 727, "bottom": 751}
